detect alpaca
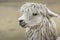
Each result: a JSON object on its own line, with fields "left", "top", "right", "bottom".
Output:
{"left": 18, "top": 2, "right": 60, "bottom": 40}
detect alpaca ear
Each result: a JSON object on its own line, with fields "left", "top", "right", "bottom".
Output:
{"left": 46, "top": 7, "right": 60, "bottom": 18}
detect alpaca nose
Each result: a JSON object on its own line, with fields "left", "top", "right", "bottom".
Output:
{"left": 19, "top": 20, "right": 24, "bottom": 23}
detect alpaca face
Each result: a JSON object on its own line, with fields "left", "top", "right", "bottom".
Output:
{"left": 18, "top": 3, "right": 43, "bottom": 27}
{"left": 18, "top": 3, "right": 59, "bottom": 28}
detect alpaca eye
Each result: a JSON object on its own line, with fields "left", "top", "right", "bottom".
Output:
{"left": 33, "top": 13, "right": 38, "bottom": 16}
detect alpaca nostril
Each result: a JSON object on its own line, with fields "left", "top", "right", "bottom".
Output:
{"left": 19, "top": 20, "right": 24, "bottom": 23}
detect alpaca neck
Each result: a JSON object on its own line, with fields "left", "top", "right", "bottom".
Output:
{"left": 26, "top": 18, "right": 57, "bottom": 40}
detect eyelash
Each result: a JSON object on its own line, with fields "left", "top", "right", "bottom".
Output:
{"left": 33, "top": 13, "right": 38, "bottom": 16}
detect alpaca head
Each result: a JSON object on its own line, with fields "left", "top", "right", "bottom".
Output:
{"left": 18, "top": 3, "right": 60, "bottom": 28}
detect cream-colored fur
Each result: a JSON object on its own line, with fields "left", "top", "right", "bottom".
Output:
{"left": 18, "top": 2, "right": 60, "bottom": 40}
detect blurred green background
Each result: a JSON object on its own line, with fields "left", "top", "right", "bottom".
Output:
{"left": 0, "top": 0, "right": 60, "bottom": 40}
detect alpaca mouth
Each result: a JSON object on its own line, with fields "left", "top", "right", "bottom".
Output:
{"left": 19, "top": 22, "right": 27, "bottom": 27}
